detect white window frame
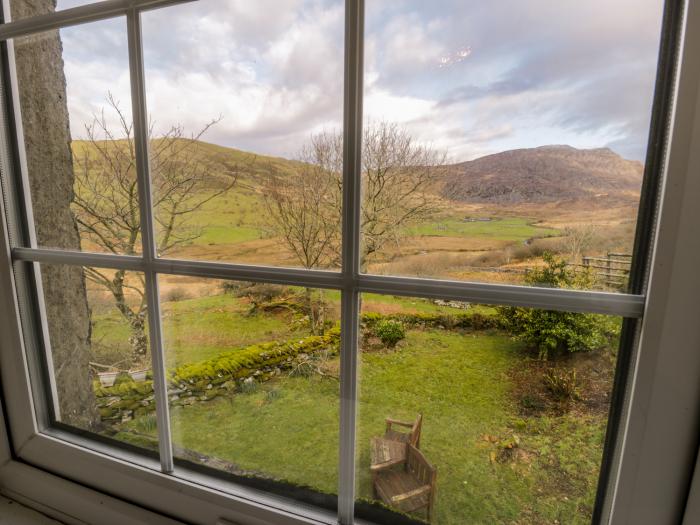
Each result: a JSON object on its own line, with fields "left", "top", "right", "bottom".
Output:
{"left": 0, "top": 1, "right": 698, "bottom": 524}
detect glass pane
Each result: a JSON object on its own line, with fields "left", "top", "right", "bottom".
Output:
{"left": 14, "top": 18, "right": 139, "bottom": 255}
{"left": 10, "top": 1, "right": 94, "bottom": 20}
{"left": 39, "top": 264, "right": 157, "bottom": 452}
{"left": 362, "top": 0, "right": 664, "bottom": 293}
{"left": 355, "top": 292, "right": 622, "bottom": 524}
{"left": 144, "top": 276, "right": 339, "bottom": 507}
{"left": 141, "top": 0, "right": 344, "bottom": 269}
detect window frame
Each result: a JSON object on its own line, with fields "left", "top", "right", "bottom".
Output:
{"left": 0, "top": 1, "right": 697, "bottom": 524}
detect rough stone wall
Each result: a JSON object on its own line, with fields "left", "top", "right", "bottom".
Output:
{"left": 11, "top": 1, "right": 97, "bottom": 429}
{"left": 96, "top": 330, "right": 341, "bottom": 424}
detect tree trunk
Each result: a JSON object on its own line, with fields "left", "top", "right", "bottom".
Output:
{"left": 317, "top": 289, "right": 325, "bottom": 336}
{"left": 127, "top": 312, "right": 148, "bottom": 365}
{"left": 305, "top": 287, "right": 318, "bottom": 335}
{"left": 111, "top": 270, "right": 148, "bottom": 366}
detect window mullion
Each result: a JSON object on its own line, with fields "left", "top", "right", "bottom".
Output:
{"left": 126, "top": 7, "right": 173, "bottom": 474}
{"left": 338, "top": 1, "right": 364, "bottom": 523}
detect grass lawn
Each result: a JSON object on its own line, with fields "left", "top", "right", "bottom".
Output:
{"left": 91, "top": 293, "right": 306, "bottom": 366}
{"left": 405, "top": 217, "right": 559, "bottom": 242}
{"left": 121, "top": 328, "right": 606, "bottom": 524}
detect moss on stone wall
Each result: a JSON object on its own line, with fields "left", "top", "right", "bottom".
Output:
{"left": 95, "top": 327, "right": 340, "bottom": 422}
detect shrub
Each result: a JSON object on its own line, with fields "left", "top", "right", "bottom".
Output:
{"left": 222, "top": 281, "right": 289, "bottom": 303}
{"left": 221, "top": 280, "right": 250, "bottom": 295}
{"left": 289, "top": 358, "right": 317, "bottom": 378}
{"left": 361, "top": 311, "right": 501, "bottom": 332}
{"left": 163, "top": 287, "right": 190, "bottom": 302}
{"left": 375, "top": 320, "right": 406, "bottom": 348}
{"left": 543, "top": 368, "right": 579, "bottom": 401}
{"left": 498, "top": 252, "right": 613, "bottom": 358}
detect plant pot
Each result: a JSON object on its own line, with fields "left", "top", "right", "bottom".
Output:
{"left": 98, "top": 371, "right": 119, "bottom": 387}
{"left": 129, "top": 368, "right": 149, "bottom": 382}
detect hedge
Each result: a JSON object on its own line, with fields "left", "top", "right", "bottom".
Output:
{"left": 360, "top": 311, "right": 503, "bottom": 331}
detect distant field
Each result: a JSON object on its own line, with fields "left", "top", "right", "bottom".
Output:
{"left": 184, "top": 190, "right": 268, "bottom": 246}
{"left": 405, "top": 217, "right": 559, "bottom": 242}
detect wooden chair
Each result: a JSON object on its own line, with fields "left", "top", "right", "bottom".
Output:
{"left": 373, "top": 444, "right": 437, "bottom": 523}
{"left": 384, "top": 414, "right": 422, "bottom": 448}
{"left": 369, "top": 414, "right": 423, "bottom": 474}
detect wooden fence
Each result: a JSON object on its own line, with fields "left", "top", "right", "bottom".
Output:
{"left": 573, "top": 252, "right": 632, "bottom": 290}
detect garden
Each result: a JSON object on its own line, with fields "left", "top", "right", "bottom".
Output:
{"left": 86, "top": 256, "right": 620, "bottom": 525}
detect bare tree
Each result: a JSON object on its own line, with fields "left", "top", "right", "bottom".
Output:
{"left": 264, "top": 122, "right": 445, "bottom": 333}
{"left": 73, "top": 93, "right": 240, "bottom": 366}
{"left": 263, "top": 142, "right": 340, "bottom": 271}
{"left": 562, "top": 224, "right": 599, "bottom": 263}
{"left": 360, "top": 122, "right": 446, "bottom": 266}
{"left": 262, "top": 134, "right": 341, "bottom": 333}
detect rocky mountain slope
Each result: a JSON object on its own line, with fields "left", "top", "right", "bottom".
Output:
{"left": 443, "top": 145, "right": 643, "bottom": 205}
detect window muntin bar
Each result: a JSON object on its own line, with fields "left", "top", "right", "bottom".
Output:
{"left": 126, "top": 7, "right": 173, "bottom": 473}
{"left": 338, "top": 0, "right": 364, "bottom": 521}
{"left": 12, "top": 246, "right": 645, "bottom": 318}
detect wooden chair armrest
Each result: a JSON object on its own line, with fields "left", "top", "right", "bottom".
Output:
{"left": 385, "top": 417, "right": 414, "bottom": 428}
{"left": 370, "top": 458, "right": 405, "bottom": 472}
{"left": 390, "top": 484, "right": 432, "bottom": 503}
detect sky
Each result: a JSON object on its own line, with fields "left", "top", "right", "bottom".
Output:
{"left": 52, "top": 0, "right": 665, "bottom": 162}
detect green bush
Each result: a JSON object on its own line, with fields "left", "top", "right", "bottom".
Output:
{"left": 375, "top": 320, "right": 406, "bottom": 348}
{"left": 498, "top": 252, "right": 614, "bottom": 359}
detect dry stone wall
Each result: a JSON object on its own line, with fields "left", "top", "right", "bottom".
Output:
{"left": 96, "top": 329, "right": 341, "bottom": 424}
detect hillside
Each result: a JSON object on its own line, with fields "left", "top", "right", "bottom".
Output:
{"left": 443, "top": 145, "right": 643, "bottom": 205}
{"left": 70, "top": 137, "right": 304, "bottom": 189}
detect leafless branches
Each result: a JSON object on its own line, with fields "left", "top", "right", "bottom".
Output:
{"left": 72, "top": 92, "right": 241, "bottom": 364}
{"left": 562, "top": 224, "right": 599, "bottom": 263}
{"left": 264, "top": 121, "right": 445, "bottom": 272}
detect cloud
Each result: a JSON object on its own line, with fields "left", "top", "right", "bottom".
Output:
{"left": 56, "top": 0, "right": 664, "bottom": 161}
{"left": 364, "top": 0, "right": 664, "bottom": 160}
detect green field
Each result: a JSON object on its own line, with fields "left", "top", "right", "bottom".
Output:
{"left": 405, "top": 217, "right": 559, "bottom": 242}
{"left": 184, "top": 190, "right": 268, "bottom": 246}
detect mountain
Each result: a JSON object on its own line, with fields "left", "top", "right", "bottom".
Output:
{"left": 442, "top": 145, "right": 644, "bottom": 205}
